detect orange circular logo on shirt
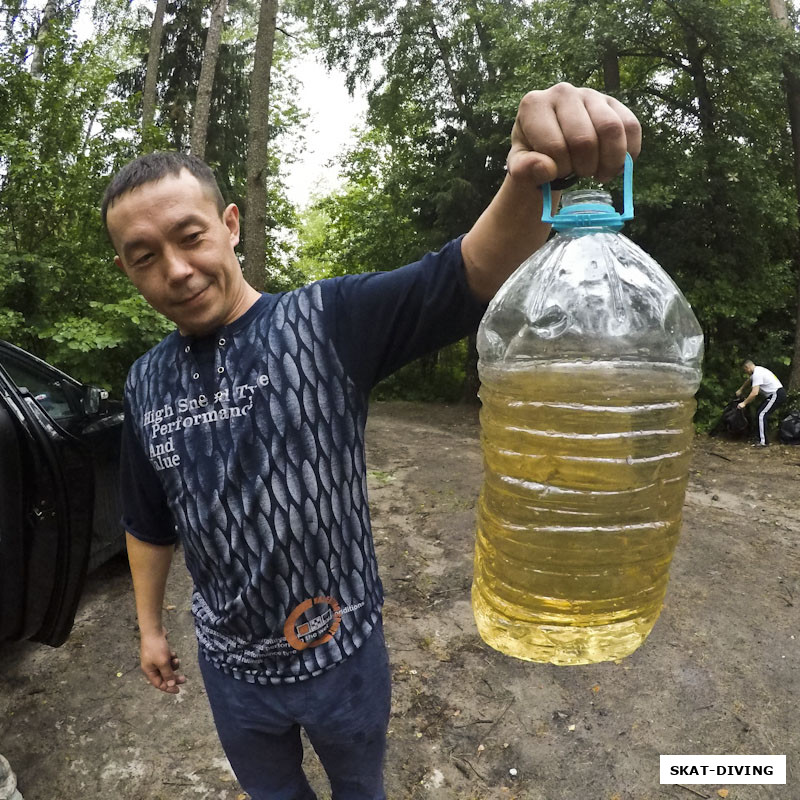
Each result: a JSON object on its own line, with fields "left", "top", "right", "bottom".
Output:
{"left": 283, "top": 596, "right": 342, "bottom": 651}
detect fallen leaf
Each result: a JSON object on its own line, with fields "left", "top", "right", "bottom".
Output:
{"left": 165, "top": 604, "right": 176, "bottom": 611}
{"left": 567, "top": 724, "right": 576, "bottom": 731}
{"left": 717, "top": 791, "right": 729, "bottom": 798}
{"left": 611, "top": 795, "right": 622, "bottom": 800}
{"left": 477, "top": 744, "right": 485, "bottom": 754}
{"left": 592, "top": 684, "right": 601, "bottom": 693}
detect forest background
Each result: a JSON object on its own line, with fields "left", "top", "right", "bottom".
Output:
{"left": 2, "top": 0, "right": 800, "bottom": 428}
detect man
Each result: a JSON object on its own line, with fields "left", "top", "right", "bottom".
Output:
{"left": 736, "top": 359, "right": 786, "bottom": 447}
{"left": 104, "top": 83, "right": 641, "bottom": 800}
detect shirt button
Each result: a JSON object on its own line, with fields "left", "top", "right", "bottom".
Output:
{"left": 218, "top": 338, "right": 226, "bottom": 346}
{"left": 192, "top": 372, "right": 200, "bottom": 379}
{"left": 185, "top": 345, "right": 191, "bottom": 353}
{"left": 217, "top": 366, "right": 225, "bottom": 374}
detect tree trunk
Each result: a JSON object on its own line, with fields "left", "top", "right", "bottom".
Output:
{"left": 30, "top": 0, "right": 58, "bottom": 78}
{"left": 685, "top": 34, "right": 715, "bottom": 138}
{"left": 423, "top": 3, "right": 472, "bottom": 126}
{"left": 142, "top": 0, "right": 168, "bottom": 137}
{"left": 242, "top": 0, "right": 278, "bottom": 291}
{"left": 6, "top": 0, "right": 23, "bottom": 45}
{"left": 471, "top": 14, "right": 497, "bottom": 84}
{"left": 768, "top": 0, "right": 800, "bottom": 392}
{"left": 602, "top": 45, "right": 620, "bottom": 94}
{"left": 680, "top": 26, "right": 730, "bottom": 246}
{"left": 191, "top": 0, "right": 228, "bottom": 161}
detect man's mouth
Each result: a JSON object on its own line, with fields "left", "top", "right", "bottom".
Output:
{"left": 175, "top": 287, "right": 209, "bottom": 305}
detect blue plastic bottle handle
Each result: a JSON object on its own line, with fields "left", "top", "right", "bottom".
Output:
{"left": 541, "top": 153, "right": 634, "bottom": 225}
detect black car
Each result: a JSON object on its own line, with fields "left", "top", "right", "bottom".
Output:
{"left": 0, "top": 340, "right": 125, "bottom": 647}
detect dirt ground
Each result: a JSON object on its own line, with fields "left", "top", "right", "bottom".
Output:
{"left": 1, "top": 400, "right": 798, "bottom": 800}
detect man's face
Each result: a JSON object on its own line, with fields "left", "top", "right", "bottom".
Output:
{"left": 107, "top": 170, "right": 247, "bottom": 336}
{"left": 744, "top": 364, "right": 755, "bottom": 376}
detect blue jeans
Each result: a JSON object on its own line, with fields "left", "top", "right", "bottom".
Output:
{"left": 199, "top": 621, "right": 392, "bottom": 800}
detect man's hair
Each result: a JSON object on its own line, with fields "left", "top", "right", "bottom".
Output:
{"left": 743, "top": 359, "right": 755, "bottom": 369}
{"left": 101, "top": 151, "right": 226, "bottom": 231}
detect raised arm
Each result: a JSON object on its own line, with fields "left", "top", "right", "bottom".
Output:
{"left": 461, "top": 83, "right": 641, "bottom": 303}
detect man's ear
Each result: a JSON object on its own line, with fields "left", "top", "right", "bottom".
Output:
{"left": 224, "top": 203, "right": 240, "bottom": 247}
{"left": 114, "top": 255, "right": 125, "bottom": 273}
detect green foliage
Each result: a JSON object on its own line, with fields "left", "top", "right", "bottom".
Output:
{"left": 295, "top": 0, "right": 800, "bottom": 424}
{"left": 783, "top": 388, "right": 800, "bottom": 414}
{"left": 372, "top": 340, "right": 469, "bottom": 403}
{"left": 295, "top": 128, "right": 427, "bottom": 279}
{"left": 37, "top": 296, "right": 174, "bottom": 387}
{"left": 0, "top": 0, "right": 306, "bottom": 394}
{"left": 0, "top": 0, "right": 160, "bottom": 393}
{"left": 3, "top": 0, "right": 800, "bottom": 418}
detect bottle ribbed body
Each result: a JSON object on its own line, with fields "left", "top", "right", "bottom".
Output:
{"left": 473, "top": 216, "right": 703, "bottom": 665}
{"left": 473, "top": 360, "right": 697, "bottom": 664}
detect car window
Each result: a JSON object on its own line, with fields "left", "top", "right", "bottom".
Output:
{"left": 0, "top": 356, "right": 76, "bottom": 420}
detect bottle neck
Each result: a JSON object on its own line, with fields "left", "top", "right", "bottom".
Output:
{"left": 552, "top": 189, "right": 624, "bottom": 232}
{"left": 561, "top": 189, "right": 613, "bottom": 208}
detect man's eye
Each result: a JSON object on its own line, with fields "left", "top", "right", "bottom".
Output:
{"left": 185, "top": 231, "right": 202, "bottom": 244}
{"left": 133, "top": 253, "right": 154, "bottom": 267}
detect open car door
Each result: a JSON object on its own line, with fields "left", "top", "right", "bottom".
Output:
{"left": 0, "top": 365, "right": 95, "bottom": 646}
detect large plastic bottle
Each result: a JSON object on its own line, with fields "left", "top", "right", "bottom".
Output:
{"left": 472, "top": 156, "right": 703, "bottom": 665}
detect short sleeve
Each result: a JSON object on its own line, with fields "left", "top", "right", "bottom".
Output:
{"left": 322, "top": 237, "right": 487, "bottom": 392}
{"left": 120, "top": 394, "right": 177, "bottom": 546}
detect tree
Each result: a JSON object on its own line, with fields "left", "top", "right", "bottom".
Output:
{"left": 30, "top": 0, "right": 58, "bottom": 77}
{"left": 115, "top": 0, "right": 304, "bottom": 283}
{"left": 528, "top": 1, "right": 798, "bottom": 419}
{"left": 243, "top": 0, "right": 278, "bottom": 290}
{"left": 142, "top": 0, "right": 167, "bottom": 137}
{"left": 767, "top": 0, "right": 800, "bottom": 392}
{"left": 190, "top": 0, "right": 228, "bottom": 159}
{"left": 298, "top": 0, "right": 539, "bottom": 241}
{"left": 295, "top": 1, "right": 560, "bottom": 401}
{"left": 0, "top": 0, "right": 174, "bottom": 390}
{"left": 296, "top": 0, "right": 799, "bottom": 421}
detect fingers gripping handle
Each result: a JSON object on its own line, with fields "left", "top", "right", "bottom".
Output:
{"left": 541, "top": 153, "right": 634, "bottom": 225}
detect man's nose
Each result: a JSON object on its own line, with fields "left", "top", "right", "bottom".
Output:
{"left": 162, "top": 247, "right": 194, "bottom": 282}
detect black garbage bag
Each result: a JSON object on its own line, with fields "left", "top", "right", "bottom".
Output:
{"left": 709, "top": 397, "right": 751, "bottom": 439}
{"left": 778, "top": 411, "right": 800, "bottom": 444}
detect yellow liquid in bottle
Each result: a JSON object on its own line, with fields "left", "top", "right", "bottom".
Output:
{"left": 472, "top": 361, "right": 696, "bottom": 665}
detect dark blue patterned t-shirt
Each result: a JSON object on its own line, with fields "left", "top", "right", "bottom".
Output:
{"left": 121, "top": 238, "right": 485, "bottom": 683}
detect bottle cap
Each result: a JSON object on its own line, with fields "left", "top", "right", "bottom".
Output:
{"left": 541, "top": 153, "right": 634, "bottom": 231}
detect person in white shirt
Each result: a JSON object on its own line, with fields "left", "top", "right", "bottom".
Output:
{"left": 736, "top": 360, "right": 786, "bottom": 446}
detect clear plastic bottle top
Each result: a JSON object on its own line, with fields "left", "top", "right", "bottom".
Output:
{"left": 478, "top": 188, "right": 703, "bottom": 376}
